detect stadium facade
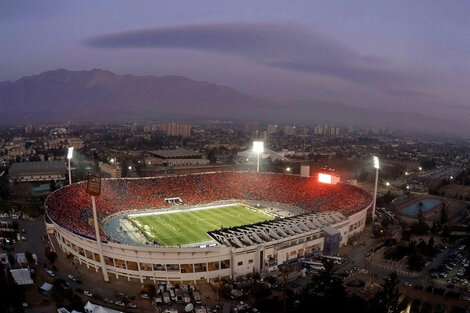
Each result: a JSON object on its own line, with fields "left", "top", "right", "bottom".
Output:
{"left": 44, "top": 172, "right": 372, "bottom": 283}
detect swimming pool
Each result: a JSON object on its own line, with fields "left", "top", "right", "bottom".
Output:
{"left": 401, "top": 199, "right": 441, "bottom": 216}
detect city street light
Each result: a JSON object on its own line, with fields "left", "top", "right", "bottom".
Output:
{"left": 252, "top": 141, "right": 264, "bottom": 173}
{"left": 372, "top": 156, "right": 379, "bottom": 221}
{"left": 67, "top": 147, "right": 74, "bottom": 185}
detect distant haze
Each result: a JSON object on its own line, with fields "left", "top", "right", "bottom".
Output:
{"left": 1, "top": 69, "right": 469, "bottom": 137}
{"left": 1, "top": 1, "right": 469, "bottom": 129}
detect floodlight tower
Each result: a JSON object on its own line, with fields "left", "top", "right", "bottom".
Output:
{"left": 252, "top": 141, "right": 264, "bottom": 173}
{"left": 372, "top": 156, "right": 380, "bottom": 221}
{"left": 86, "top": 173, "right": 109, "bottom": 282}
{"left": 67, "top": 147, "right": 74, "bottom": 185}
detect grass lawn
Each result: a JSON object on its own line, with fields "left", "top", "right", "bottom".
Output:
{"left": 130, "top": 204, "right": 272, "bottom": 246}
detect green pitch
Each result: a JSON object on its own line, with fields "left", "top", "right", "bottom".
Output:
{"left": 130, "top": 204, "right": 272, "bottom": 246}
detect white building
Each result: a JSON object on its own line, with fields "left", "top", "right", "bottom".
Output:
{"left": 99, "top": 162, "right": 121, "bottom": 178}
{"left": 146, "top": 149, "right": 209, "bottom": 167}
{"left": 9, "top": 161, "right": 66, "bottom": 182}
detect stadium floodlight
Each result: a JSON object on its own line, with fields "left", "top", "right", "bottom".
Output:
{"left": 372, "top": 156, "right": 379, "bottom": 221}
{"left": 373, "top": 156, "right": 379, "bottom": 169}
{"left": 252, "top": 141, "right": 264, "bottom": 172}
{"left": 318, "top": 173, "right": 332, "bottom": 184}
{"left": 67, "top": 147, "right": 74, "bottom": 185}
{"left": 253, "top": 141, "right": 264, "bottom": 153}
{"left": 67, "top": 147, "right": 74, "bottom": 160}
{"left": 85, "top": 173, "right": 109, "bottom": 282}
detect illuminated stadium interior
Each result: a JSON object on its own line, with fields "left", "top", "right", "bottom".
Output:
{"left": 45, "top": 171, "right": 372, "bottom": 243}
{"left": 106, "top": 203, "right": 275, "bottom": 247}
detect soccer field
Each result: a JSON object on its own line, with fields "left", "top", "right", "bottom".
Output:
{"left": 130, "top": 204, "right": 272, "bottom": 246}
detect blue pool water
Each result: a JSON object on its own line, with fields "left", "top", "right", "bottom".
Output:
{"left": 401, "top": 199, "right": 441, "bottom": 216}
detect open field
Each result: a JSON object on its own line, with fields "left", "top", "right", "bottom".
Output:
{"left": 130, "top": 204, "right": 273, "bottom": 246}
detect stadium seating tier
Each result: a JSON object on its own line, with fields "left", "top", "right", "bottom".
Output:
{"left": 45, "top": 172, "right": 372, "bottom": 240}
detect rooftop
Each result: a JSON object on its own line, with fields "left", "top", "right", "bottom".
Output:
{"left": 147, "top": 149, "right": 203, "bottom": 159}
{"left": 9, "top": 161, "right": 66, "bottom": 176}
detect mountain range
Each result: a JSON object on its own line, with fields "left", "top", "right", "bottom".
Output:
{"left": 0, "top": 69, "right": 466, "bottom": 136}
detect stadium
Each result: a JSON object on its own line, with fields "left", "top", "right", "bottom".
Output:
{"left": 44, "top": 171, "right": 372, "bottom": 283}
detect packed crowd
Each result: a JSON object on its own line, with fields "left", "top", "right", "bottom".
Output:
{"left": 45, "top": 172, "right": 372, "bottom": 239}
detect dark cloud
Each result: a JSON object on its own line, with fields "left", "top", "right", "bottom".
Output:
{"left": 85, "top": 23, "right": 425, "bottom": 95}
{"left": 449, "top": 104, "right": 470, "bottom": 110}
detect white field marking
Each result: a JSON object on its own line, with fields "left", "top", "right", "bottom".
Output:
{"left": 127, "top": 203, "right": 246, "bottom": 218}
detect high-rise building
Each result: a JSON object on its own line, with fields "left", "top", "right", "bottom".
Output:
{"left": 244, "top": 122, "right": 260, "bottom": 135}
{"left": 150, "top": 123, "right": 191, "bottom": 137}
{"left": 283, "top": 125, "right": 296, "bottom": 136}
{"left": 267, "top": 124, "right": 279, "bottom": 135}
{"left": 314, "top": 124, "right": 339, "bottom": 136}
{"left": 298, "top": 126, "right": 308, "bottom": 136}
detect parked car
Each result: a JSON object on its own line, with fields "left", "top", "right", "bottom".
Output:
{"left": 46, "top": 269, "right": 55, "bottom": 277}
{"left": 67, "top": 274, "right": 77, "bottom": 282}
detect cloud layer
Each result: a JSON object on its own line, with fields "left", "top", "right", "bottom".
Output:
{"left": 85, "top": 23, "right": 425, "bottom": 96}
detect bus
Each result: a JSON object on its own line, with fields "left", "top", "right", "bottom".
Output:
{"left": 321, "top": 255, "right": 345, "bottom": 264}
{"left": 302, "top": 261, "right": 325, "bottom": 271}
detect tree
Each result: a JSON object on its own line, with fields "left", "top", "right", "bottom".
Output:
{"left": 49, "top": 180, "right": 57, "bottom": 192}
{"left": 25, "top": 251, "right": 33, "bottom": 264}
{"left": 0, "top": 262, "right": 25, "bottom": 313}
{"left": 427, "top": 237, "right": 435, "bottom": 256}
{"left": 207, "top": 149, "right": 217, "bottom": 164}
{"left": 142, "top": 283, "right": 156, "bottom": 299}
{"left": 372, "top": 272, "right": 402, "bottom": 313}
{"left": 249, "top": 281, "right": 271, "bottom": 302}
{"left": 69, "top": 293, "right": 85, "bottom": 312}
{"left": 440, "top": 202, "right": 448, "bottom": 224}
{"left": 45, "top": 248, "right": 57, "bottom": 264}
{"left": 417, "top": 202, "right": 425, "bottom": 225}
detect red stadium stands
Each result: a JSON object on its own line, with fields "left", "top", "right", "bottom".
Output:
{"left": 45, "top": 172, "right": 372, "bottom": 239}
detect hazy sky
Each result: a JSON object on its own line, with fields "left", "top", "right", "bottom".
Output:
{"left": 1, "top": 1, "right": 469, "bottom": 122}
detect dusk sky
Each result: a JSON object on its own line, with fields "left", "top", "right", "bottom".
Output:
{"left": 1, "top": 1, "right": 469, "bottom": 123}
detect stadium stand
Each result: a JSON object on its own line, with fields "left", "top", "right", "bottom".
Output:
{"left": 45, "top": 172, "right": 371, "bottom": 240}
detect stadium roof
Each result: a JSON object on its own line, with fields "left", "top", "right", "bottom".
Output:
{"left": 238, "top": 148, "right": 288, "bottom": 161}
{"left": 209, "top": 211, "right": 346, "bottom": 248}
{"left": 147, "top": 149, "right": 203, "bottom": 159}
{"left": 9, "top": 161, "right": 66, "bottom": 176}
